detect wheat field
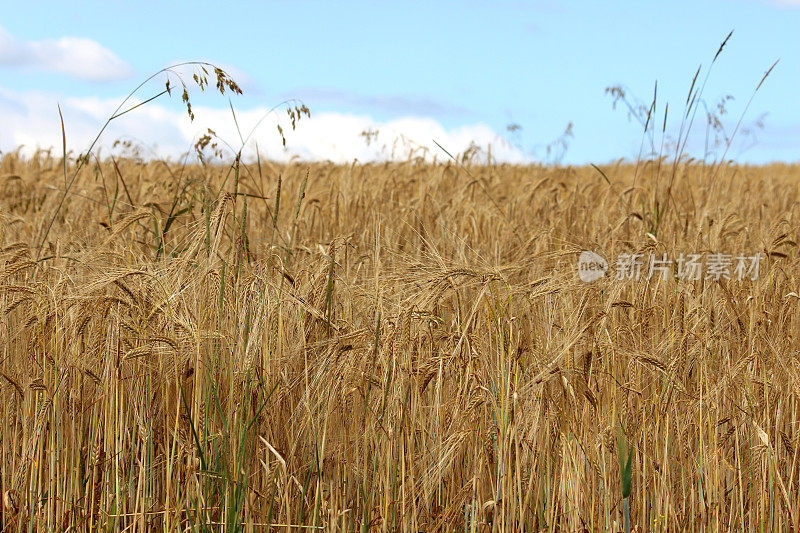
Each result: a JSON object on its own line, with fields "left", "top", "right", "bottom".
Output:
{"left": 0, "top": 149, "right": 799, "bottom": 531}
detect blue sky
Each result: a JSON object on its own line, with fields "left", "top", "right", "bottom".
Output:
{"left": 0, "top": 0, "right": 797, "bottom": 163}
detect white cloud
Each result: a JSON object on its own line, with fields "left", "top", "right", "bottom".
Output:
{"left": 0, "top": 26, "right": 132, "bottom": 82}
{"left": 0, "top": 87, "right": 530, "bottom": 164}
{"left": 176, "top": 107, "right": 529, "bottom": 164}
{"left": 0, "top": 87, "right": 188, "bottom": 158}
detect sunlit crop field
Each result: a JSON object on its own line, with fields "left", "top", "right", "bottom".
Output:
{"left": 0, "top": 151, "right": 799, "bottom": 531}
